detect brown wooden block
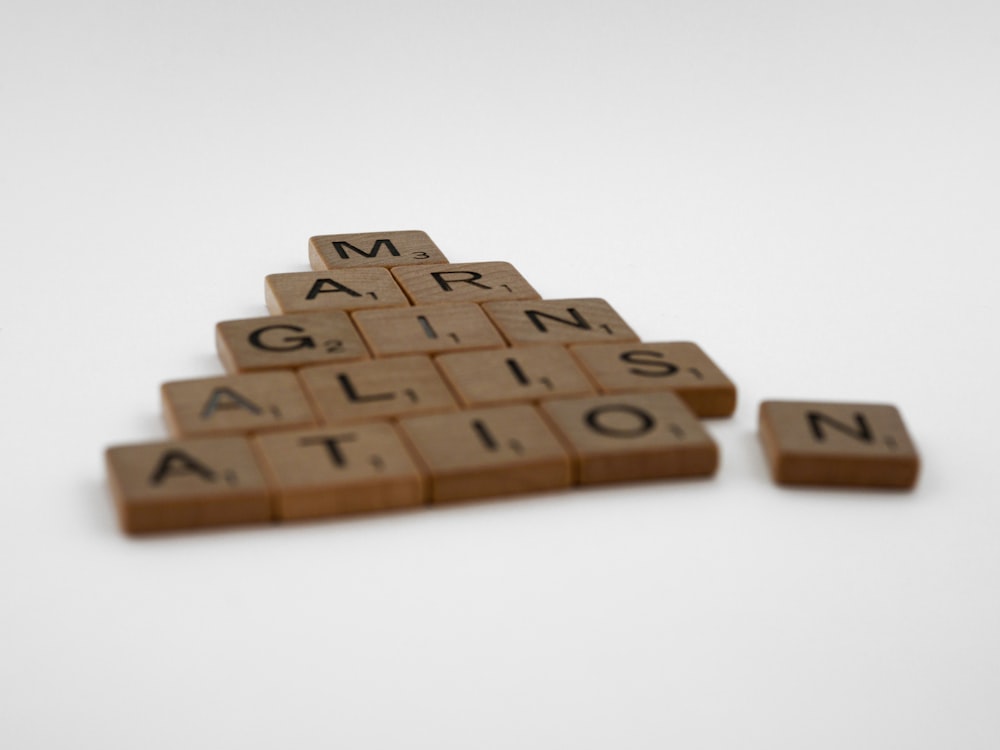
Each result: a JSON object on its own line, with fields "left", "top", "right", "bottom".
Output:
{"left": 309, "top": 230, "right": 447, "bottom": 270}
{"left": 162, "top": 371, "right": 318, "bottom": 438}
{"left": 216, "top": 311, "right": 369, "bottom": 373}
{"left": 265, "top": 268, "right": 410, "bottom": 315}
{"left": 105, "top": 437, "right": 272, "bottom": 534}
{"left": 398, "top": 405, "right": 572, "bottom": 503}
{"left": 391, "top": 261, "right": 541, "bottom": 305}
{"left": 758, "top": 401, "right": 920, "bottom": 489}
{"left": 570, "top": 341, "right": 737, "bottom": 417}
{"left": 434, "top": 346, "right": 595, "bottom": 407}
{"left": 540, "top": 391, "right": 718, "bottom": 485}
{"left": 352, "top": 303, "right": 506, "bottom": 358}
{"left": 299, "top": 355, "right": 459, "bottom": 425}
{"left": 482, "top": 298, "right": 640, "bottom": 347}
{"left": 253, "top": 422, "right": 426, "bottom": 521}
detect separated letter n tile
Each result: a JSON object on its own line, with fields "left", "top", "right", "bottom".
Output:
{"left": 758, "top": 400, "right": 920, "bottom": 489}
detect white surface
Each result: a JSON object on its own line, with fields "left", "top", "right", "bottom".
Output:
{"left": 3, "top": 2, "right": 999, "bottom": 747}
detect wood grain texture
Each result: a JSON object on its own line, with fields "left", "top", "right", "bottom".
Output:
{"left": 434, "top": 345, "right": 595, "bottom": 407}
{"left": 540, "top": 391, "right": 718, "bottom": 485}
{"left": 391, "top": 262, "right": 541, "bottom": 305}
{"left": 299, "top": 355, "right": 459, "bottom": 425}
{"left": 398, "top": 404, "right": 572, "bottom": 503}
{"left": 309, "top": 230, "right": 447, "bottom": 270}
{"left": 162, "top": 371, "right": 318, "bottom": 437}
{"left": 253, "top": 422, "right": 426, "bottom": 520}
{"left": 570, "top": 341, "right": 737, "bottom": 417}
{"left": 482, "top": 298, "right": 640, "bottom": 347}
{"left": 758, "top": 400, "right": 920, "bottom": 488}
{"left": 352, "top": 303, "right": 506, "bottom": 357}
{"left": 216, "top": 311, "right": 369, "bottom": 373}
{"left": 105, "top": 437, "right": 272, "bottom": 534}
{"left": 265, "top": 268, "right": 410, "bottom": 315}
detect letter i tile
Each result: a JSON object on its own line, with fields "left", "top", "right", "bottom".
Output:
{"left": 352, "top": 303, "right": 505, "bottom": 357}
{"left": 397, "top": 405, "right": 572, "bottom": 503}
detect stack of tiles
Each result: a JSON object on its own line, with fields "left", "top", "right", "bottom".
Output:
{"left": 105, "top": 230, "right": 737, "bottom": 534}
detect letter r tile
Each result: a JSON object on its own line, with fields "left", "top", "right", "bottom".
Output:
{"left": 391, "top": 261, "right": 541, "bottom": 305}
{"left": 434, "top": 346, "right": 595, "bottom": 407}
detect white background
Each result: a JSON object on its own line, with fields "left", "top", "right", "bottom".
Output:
{"left": 3, "top": 1, "right": 999, "bottom": 747}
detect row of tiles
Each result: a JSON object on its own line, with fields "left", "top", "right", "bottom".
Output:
{"left": 107, "top": 390, "right": 718, "bottom": 534}
{"left": 218, "top": 296, "right": 653, "bottom": 373}
{"left": 109, "top": 392, "right": 923, "bottom": 535}
{"left": 165, "top": 342, "right": 737, "bottom": 440}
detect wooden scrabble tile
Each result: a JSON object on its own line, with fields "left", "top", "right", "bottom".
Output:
{"left": 162, "top": 371, "right": 318, "bottom": 438}
{"left": 105, "top": 437, "right": 272, "bottom": 534}
{"left": 570, "top": 341, "right": 737, "bottom": 417}
{"left": 434, "top": 346, "right": 595, "bottom": 407}
{"left": 253, "top": 422, "right": 426, "bottom": 520}
{"left": 352, "top": 303, "right": 506, "bottom": 357}
{"left": 540, "top": 391, "right": 718, "bottom": 485}
{"left": 265, "top": 268, "right": 410, "bottom": 315}
{"left": 482, "top": 298, "right": 640, "bottom": 347}
{"left": 299, "top": 355, "right": 459, "bottom": 425}
{"left": 758, "top": 401, "right": 920, "bottom": 489}
{"left": 391, "top": 261, "right": 541, "bottom": 305}
{"left": 309, "top": 230, "right": 447, "bottom": 270}
{"left": 398, "top": 405, "right": 572, "bottom": 503}
{"left": 216, "top": 311, "right": 369, "bottom": 373}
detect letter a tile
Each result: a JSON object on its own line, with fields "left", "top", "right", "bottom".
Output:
{"left": 162, "top": 371, "right": 318, "bottom": 437}
{"left": 758, "top": 400, "right": 920, "bottom": 488}
{"left": 540, "top": 392, "right": 719, "bottom": 485}
{"left": 265, "top": 268, "right": 410, "bottom": 315}
{"left": 105, "top": 437, "right": 272, "bottom": 534}
{"left": 398, "top": 405, "right": 572, "bottom": 503}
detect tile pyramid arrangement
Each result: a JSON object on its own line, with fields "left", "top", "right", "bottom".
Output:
{"left": 105, "top": 230, "right": 919, "bottom": 534}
